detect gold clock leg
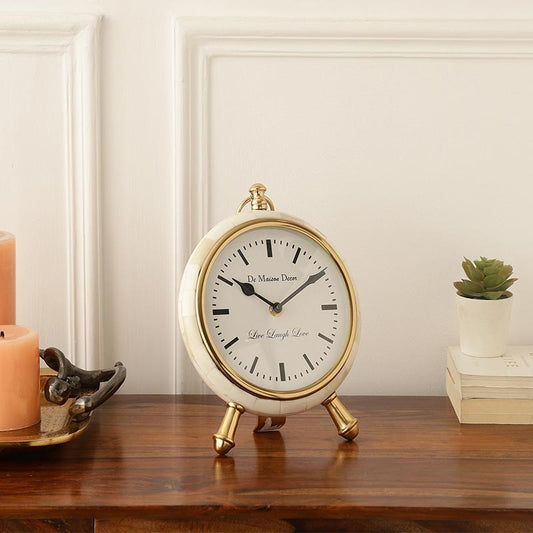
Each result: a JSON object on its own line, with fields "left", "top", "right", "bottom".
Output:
{"left": 322, "top": 392, "right": 359, "bottom": 441}
{"left": 213, "top": 402, "right": 245, "bottom": 456}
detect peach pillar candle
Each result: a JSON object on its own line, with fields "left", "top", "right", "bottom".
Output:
{"left": 0, "top": 325, "right": 40, "bottom": 431}
{"left": 0, "top": 232, "right": 15, "bottom": 325}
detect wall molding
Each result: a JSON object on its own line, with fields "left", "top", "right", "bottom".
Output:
{"left": 174, "top": 17, "right": 533, "bottom": 392}
{"left": 0, "top": 14, "right": 102, "bottom": 369}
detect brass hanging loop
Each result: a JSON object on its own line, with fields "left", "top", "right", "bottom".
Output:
{"left": 237, "top": 183, "right": 275, "bottom": 213}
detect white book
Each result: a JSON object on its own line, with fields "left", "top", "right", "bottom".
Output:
{"left": 447, "top": 356, "right": 533, "bottom": 399}
{"left": 446, "top": 373, "right": 533, "bottom": 424}
{"left": 447, "top": 346, "right": 533, "bottom": 394}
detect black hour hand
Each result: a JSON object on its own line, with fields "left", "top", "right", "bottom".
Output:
{"left": 232, "top": 278, "right": 276, "bottom": 308}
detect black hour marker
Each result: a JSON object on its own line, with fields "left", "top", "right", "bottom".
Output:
{"left": 250, "top": 356, "right": 259, "bottom": 374}
{"left": 218, "top": 275, "right": 233, "bottom": 286}
{"left": 303, "top": 354, "right": 314, "bottom": 370}
{"left": 321, "top": 304, "right": 338, "bottom": 311}
{"left": 266, "top": 239, "right": 273, "bottom": 257}
{"left": 292, "top": 247, "right": 301, "bottom": 264}
{"left": 318, "top": 333, "right": 333, "bottom": 344}
{"left": 238, "top": 249, "right": 249, "bottom": 266}
{"left": 212, "top": 309, "right": 229, "bottom": 315}
{"left": 224, "top": 337, "right": 239, "bottom": 350}
{"left": 279, "top": 362, "right": 286, "bottom": 382}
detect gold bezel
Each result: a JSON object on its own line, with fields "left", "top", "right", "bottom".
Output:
{"left": 195, "top": 217, "right": 357, "bottom": 401}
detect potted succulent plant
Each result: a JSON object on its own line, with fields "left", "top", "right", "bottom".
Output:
{"left": 454, "top": 257, "right": 517, "bottom": 358}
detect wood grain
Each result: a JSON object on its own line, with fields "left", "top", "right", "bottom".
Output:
{"left": 0, "top": 519, "right": 92, "bottom": 532}
{"left": 95, "top": 517, "right": 294, "bottom": 533}
{"left": 0, "top": 395, "right": 532, "bottom": 530}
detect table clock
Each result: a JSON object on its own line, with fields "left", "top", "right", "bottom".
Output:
{"left": 179, "top": 184, "right": 360, "bottom": 455}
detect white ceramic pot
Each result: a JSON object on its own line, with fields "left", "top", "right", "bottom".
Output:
{"left": 456, "top": 293, "right": 513, "bottom": 357}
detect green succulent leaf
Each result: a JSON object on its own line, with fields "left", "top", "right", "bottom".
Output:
{"left": 462, "top": 258, "right": 484, "bottom": 281}
{"left": 483, "top": 290, "right": 512, "bottom": 300}
{"left": 461, "top": 279, "right": 484, "bottom": 291}
{"left": 483, "top": 261, "right": 504, "bottom": 275}
{"left": 500, "top": 264, "right": 513, "bottom": 278}
{"left": 454, "top": 281, "right": 484, "bottom": 298}
{"left": 483, "top": 291, "right": 507, "bottom": 300}
{"left": 496, "top": 278, "right": 518, "bottom": 292}
{"left": 474, "top": 259, "right": 487, "bottom": 270}
{"left": 484, "top": 272, "right": 512, "bottom": 289}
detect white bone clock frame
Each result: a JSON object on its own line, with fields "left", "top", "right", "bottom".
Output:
{"left": 179, "top": 184, "right": 361, "bottom": 455}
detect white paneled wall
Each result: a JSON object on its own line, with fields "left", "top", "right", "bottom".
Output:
{"left": 0, "top": 15, "right": 100, "bottom": 370}
{"left": 1, "top": 1, "right": 533, "bottom": 395}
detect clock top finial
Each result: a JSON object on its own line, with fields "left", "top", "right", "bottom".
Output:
{"left": 237, "top": 183, "right": 275, "bottom": 212}
{"left": 249, "top": 183, "right": 268, "bottom": 211}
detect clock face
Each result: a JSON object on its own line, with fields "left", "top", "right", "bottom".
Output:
{"left": 198, "top": 220, "right": 355, "bottom": 399}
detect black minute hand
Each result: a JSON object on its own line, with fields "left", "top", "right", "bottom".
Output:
{"left": 232, "top": 278, "right": 276, "bottom": 308}
{"left": 277, "top": 269, "right": 327, "bottom": 310}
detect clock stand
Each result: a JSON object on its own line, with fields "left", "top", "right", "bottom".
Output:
{"left": 213, "top": 392, "right": 359, "bottom": 456}
{"left": 211, "top": 184, "right": 359, "bottom": 456}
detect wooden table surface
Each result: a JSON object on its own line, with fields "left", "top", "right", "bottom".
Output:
{"left": 1, "top": 395, "right": 533, "bottom": 532}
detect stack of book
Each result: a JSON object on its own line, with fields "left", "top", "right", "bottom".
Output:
{"left": 446, "top": 345, "right": 533, "bottom": 424}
